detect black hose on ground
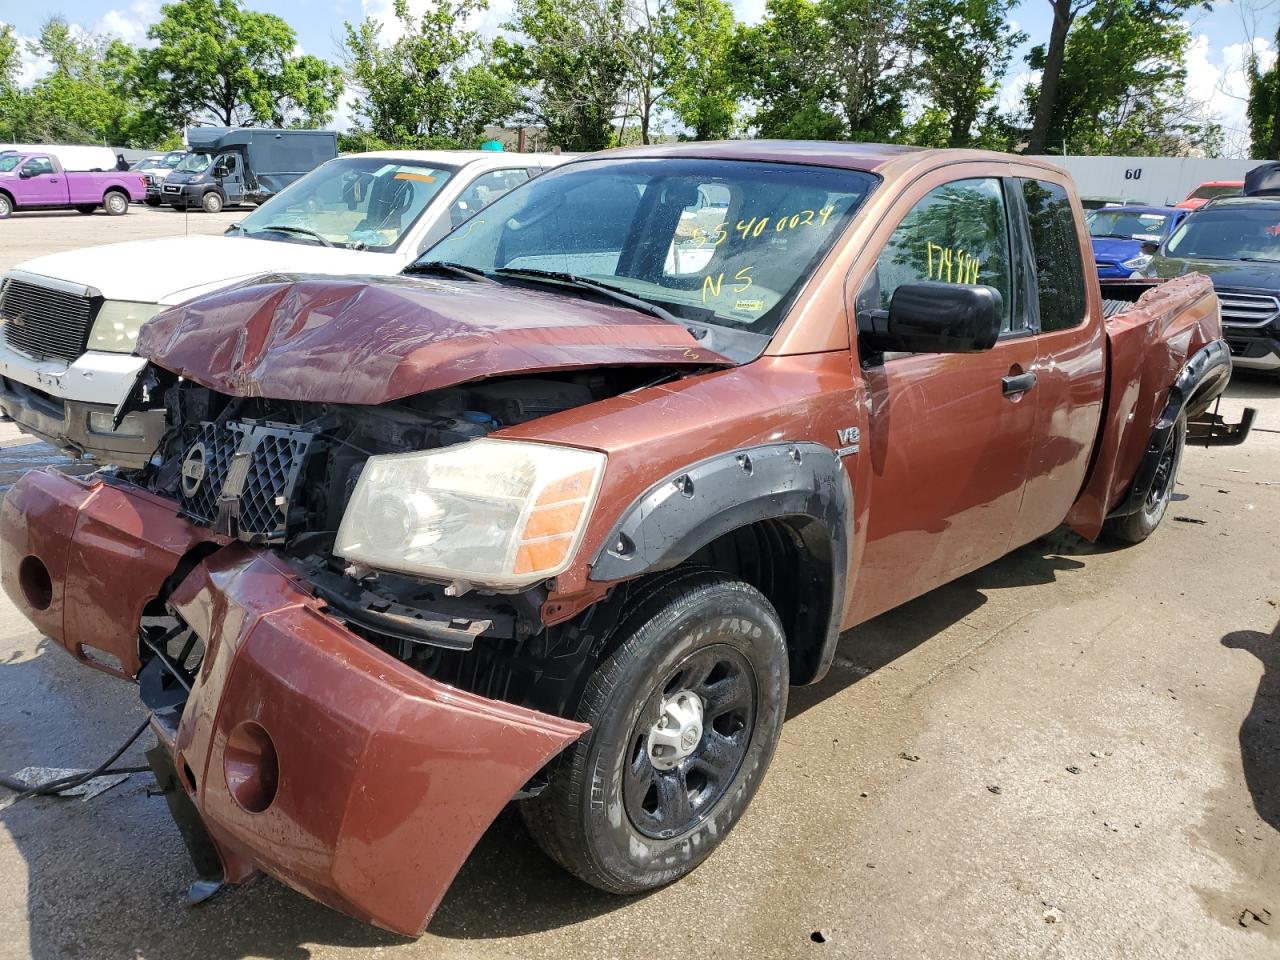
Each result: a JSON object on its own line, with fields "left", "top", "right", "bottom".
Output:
{"left": 0, "top": 716, "right": 153, "bottom": 804}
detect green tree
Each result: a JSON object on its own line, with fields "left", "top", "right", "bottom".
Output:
{"left": 1026, "top": 0, "right": 1213, "bottom": 155}
{"left": 731, "top": 0, "right": 912, "bottom": 141}
{"left": 911, "top": 0, "right": 1026, "bottom": 147}
{"left": 11, "top": 17, "right": 168, "bottom": 146}
{"left": 1247, "top": 26, "right": 1280, "bottom": 159}
{"left": 498, "top": 0, "right": 629, "bottom": 150}
{"left": 139, "top": 0, "right": 343, "bottom": 128}
{"left": 343, "top": 0, "right": 517, "bottom": 147}
{"left": 662, "top": 0, "right": 738, "bottom": 139}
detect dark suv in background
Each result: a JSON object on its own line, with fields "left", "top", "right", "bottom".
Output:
{"left": 1144, "top": 195, "right": 1280, "bottom": 375}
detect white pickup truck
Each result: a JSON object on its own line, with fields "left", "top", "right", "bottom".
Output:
{"left": 0, "top": 150, "right": 569, "bottom": 465}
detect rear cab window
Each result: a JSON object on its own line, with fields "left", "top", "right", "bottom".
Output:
{"left": 1019, "top": 179, "right": 1087, "bottom": 332}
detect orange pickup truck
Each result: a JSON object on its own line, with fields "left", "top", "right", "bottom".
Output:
{"left": 0, "top": 142, "right": 1254, "bottom": 935}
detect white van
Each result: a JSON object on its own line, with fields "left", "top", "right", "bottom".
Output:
{"left": 0, "top": 144, "right": 119, "bottom": 172}
{"left": 0, "top": 150, "right": 571, "bottom": 465}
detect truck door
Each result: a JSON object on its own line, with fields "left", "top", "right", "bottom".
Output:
{"left": 214, "top": 153, "right": 244, "bottom": 204}
{"left": 18, "top": 156, "right": 65, "bottom": 206}
{"left": 849, "top": 173, "right": 1040, "bottom": 620}
{"left": 1007, "top": 176, "right": 1106, "bottom": 547}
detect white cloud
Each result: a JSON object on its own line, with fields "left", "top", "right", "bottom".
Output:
{"left": 1185, "top": 30, "right": 1276, "bottom": 148}
{"left": 93, "top": 0, "right": 162, "bottom": 46}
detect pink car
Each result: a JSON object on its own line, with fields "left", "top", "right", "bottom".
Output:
{"left": 0, "top": 151, "right": 147, "bottom": 218}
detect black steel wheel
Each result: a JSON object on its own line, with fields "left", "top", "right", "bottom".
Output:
{"left": 522, "top": 570, "right": 788, "bottom": 894}
{"left": 623, "top": 644, "right": 756, "bottom": 839}
{"left": 1104, "top": 411, "right": 1186, "bottom": 544}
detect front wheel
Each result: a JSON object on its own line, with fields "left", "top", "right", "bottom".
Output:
{"left": 144, "top": 197, "right": 162, "bottom": 207}
{"left": 75, "top": 204, "right": 96, "bottom": 215}
{"left": 103, "top": 191, "right": 129, "bottom": 216}
{"left": 201, "top": 191, "right": 223, "bottom": 214}
{"left": 1104, "top": 412, "right": 1186, "bottom": 544}
{"left": 521, "top": 571, "right": 789, "bottom": 894}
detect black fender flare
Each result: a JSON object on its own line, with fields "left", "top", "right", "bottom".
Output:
{"left": 1111, "top": 338, "right": 1234, "bottom": 518}
{"left": 589, "top": 442, "right": 853, "bottom": 684}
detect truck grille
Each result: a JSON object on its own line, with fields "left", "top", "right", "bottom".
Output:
{"left": 1219, "top": 291, "right": 1280, "bottom": 328}
{"left": 179, "top": 421, "right": 314, "bottom": 543}
{"left": 0, "top": 279, "right": 95, "bottom": 363}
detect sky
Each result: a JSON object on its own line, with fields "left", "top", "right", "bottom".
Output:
{"left": 2, "top": 0, "right": 1277, "bottom": 155}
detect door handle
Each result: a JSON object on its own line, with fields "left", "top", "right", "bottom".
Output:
{"left": 1002, "top": 371, "right": 1037, "bottom": 396}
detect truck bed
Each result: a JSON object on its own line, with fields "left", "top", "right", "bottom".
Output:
{"left": 1067, "top": 274, "right": 1225, "bottom": 538}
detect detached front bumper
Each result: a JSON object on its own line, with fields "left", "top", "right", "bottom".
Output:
{"left": 0, "top": 345, "right": 163, "bottom": 467}
{"left": 1, "top": 468, "right": 587, "bottom": 936}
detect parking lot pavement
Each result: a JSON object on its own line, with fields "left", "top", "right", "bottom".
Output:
{"left": 0, "top": 214, "right": 1278, "bottom": 958}
{"left": 0, "top": 204, "right": 242, "bottom": 273}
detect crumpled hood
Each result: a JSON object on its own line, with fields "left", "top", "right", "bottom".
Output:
{"left": 136, "top": 274, "right": 733, "bottom": 405}
{"left": 11, "top": 235, "right": 398, "bottom": 305}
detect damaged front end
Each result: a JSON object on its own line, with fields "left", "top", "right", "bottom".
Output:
{"left": 0, "top": 364, "right": 706, "bottom": 932}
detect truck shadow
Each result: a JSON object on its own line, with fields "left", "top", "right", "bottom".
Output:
{"left": 0, "top": 530, "right": 1111, "bottom": 955}
{"left": 1221, "top": 621, "right": 1280, "bottom": 832}
{"left": 787, "top": 531, "right": 1102, "bottom": 719}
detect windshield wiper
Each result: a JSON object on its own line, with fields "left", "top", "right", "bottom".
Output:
{"left": 405, "top": 260, "right": 495, "bottom": 283}
{"left": 493, "top": 268, "right": 690, "bottom": 326}
{"left": 252, "top": 224, "right": 333, "bottom": 247}
{"left": 1238, "top": 256, "right": 1280, "bottom": 263}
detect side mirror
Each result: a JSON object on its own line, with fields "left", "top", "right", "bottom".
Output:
{"left": 212, "top": 164, "right": 228, "bottom": 178}
{"left": 861, "top": 282, "right": 1003, "bottom": 355}
{"left": 1139, "top": 240, "right": 1159, "bottom": 256}
{"left": 17, "top": 168, "right": 33, "bottom": 179}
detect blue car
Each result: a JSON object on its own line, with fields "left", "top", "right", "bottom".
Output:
{"left": 1087, "top": 206, "right": 1188, "bottom": 279}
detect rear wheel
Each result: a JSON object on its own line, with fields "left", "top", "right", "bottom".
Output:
{"left": 0, "top": 194, "right": 12, "bottom": 219}
{"left": 103, "top": 191, "right": 129, "bottom": 216}
{"left": 201, "top": 191, "right": 223, "bottom": 214}
{"left": 1103, "top": 412, "right": 1186, "bottom": 544}
{"left": 521, "top": 571, "right": 788, "bottom": 894}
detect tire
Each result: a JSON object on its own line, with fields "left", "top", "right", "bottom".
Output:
{"left": 521, "top": 570, "right": 789, "bottom": 894}
{"left": 75, "top": 204, "right": 96, "bottom": 215}
{"left": 0, "top": 194, "right": 12, "bottom": 219}
{"left": 201, "top": 191, "right": 223, "bottom": 214}
{"left": 144, "top": 197, "right": 162, "bottom": 207}
{"left": 1103, "top": 411, "right": 1186, "bottom": 544}
{"left": 103, "top": 191, "right": 129, "bottom": 216}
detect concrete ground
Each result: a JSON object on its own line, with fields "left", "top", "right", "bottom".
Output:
{"left": 0, "top": 203, "right": 242, "bottom": 271}
{"left": 0, "top": 215, "right": 1279, "bottom": 960}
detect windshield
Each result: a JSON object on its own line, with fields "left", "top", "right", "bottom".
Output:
{"left": 236, "top": 156, "right": 458, "bottom": 252}
{"left": 1087, "top": 210, "right": 1170, "bottom": 239}
{"left": 0, "top": 156, "right": 19, "bottom": 173}
{"left": 418, "top": 157, "right": 877, "bottom": 336}
{"left": 162, "top": 152, "right": 186, "bottom": 168}
{"left": 1189, "top": 184, "right": 1242, "bottom": 201}
{"left": 176, "top": 153, "right": 211, "bottom": 174}
{"left": 1164, "top": 207, "right": 1280, "bottom": 261}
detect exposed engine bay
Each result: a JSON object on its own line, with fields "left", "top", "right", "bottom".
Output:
{"left": 121, "top": 367, "right": 665, "bottom": 718}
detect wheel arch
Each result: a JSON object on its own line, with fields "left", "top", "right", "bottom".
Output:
{"left": 589, "top": 442, "right": 852, "bottom": 685}
{"left": 103, "top": 186, "right": 128, "bottom": 203}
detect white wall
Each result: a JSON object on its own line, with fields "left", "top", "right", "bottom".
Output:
{"left": 1029, "top": 155, "right": 1265, "bottom": 206}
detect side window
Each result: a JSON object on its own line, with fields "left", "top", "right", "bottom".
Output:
{"left": 450, "top": 169, "right": 531, "bottom": 227}
{"left": 22, "top": 157, "right": 54, "bottom": 177}
{"left": 873, "top": 178, "right": 1013, "bottom": 331}
{"left": 1020, "top": 179, "right": 1086, "bottom": 331}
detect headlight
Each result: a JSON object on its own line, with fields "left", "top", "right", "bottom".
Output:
{"left": 1121, "top": 253, "right": 1153, "bottom": 270}
{"left": 335, "top": 439, "right": 606, "bottom": 589}
{"left": 87, "top": 301, "right": 162, "bottom": 353}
